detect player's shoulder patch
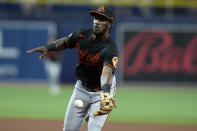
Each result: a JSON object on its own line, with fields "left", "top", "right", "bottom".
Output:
{"left": 112, "top": 56, "right": 119, "bottom": 68}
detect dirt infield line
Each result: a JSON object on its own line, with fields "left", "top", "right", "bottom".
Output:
{"left": 0, "top": 118, "right": 197, "bottom": 131}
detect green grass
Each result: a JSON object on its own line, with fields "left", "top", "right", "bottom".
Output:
{"left": 0, "top": 84, "right": 72, "bottom": 120}
{"left": 110, "top": 87, "right": 197, "bottom": 125}
{"left": 0, "top": 84, "right": 197, "bottom": 125}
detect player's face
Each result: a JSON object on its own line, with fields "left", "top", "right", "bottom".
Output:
{"left": 93, "top": 15, "right": 111, "bottom": 35}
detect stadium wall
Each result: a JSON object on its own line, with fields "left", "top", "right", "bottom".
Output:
{"left": 0, "top": 4, "right": 197, "bottom": 84}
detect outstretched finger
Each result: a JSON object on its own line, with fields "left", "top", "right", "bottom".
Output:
{"left": 39, "top": 51, "right": 47, "bottom": 59}
{"left": 26, "top": 49, "right": 39, "bottom": 54}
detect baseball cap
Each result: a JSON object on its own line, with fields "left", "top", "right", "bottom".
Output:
{"left": 89, "top": 6, "right": 114, "bottom": 22}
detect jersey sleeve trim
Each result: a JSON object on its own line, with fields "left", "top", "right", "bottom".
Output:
{"left": 104, "top": 63, "right": 115, "bottom": 72}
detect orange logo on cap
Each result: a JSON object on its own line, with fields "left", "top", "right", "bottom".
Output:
{"left": 99, "top": 6, "right": 105, "bottom": 12}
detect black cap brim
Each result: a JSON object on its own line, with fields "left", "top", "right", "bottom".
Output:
{"left": 89, "top": 11, "right": 113, "bottom": 21}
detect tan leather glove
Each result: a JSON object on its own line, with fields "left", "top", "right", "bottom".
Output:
{"left": 93, "top": 91, "right": 117, "bottom": 116}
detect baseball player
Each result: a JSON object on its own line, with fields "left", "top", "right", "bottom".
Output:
{"left": 27, "top": 6, "right": 118, "bottom": 131}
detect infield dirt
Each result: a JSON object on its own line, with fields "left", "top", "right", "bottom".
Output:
{"left": 0, "top": 118, "right": 197, "bottom": 131}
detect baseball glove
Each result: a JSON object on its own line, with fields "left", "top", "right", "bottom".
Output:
{"left": 93, "top": 91, "right": 117, "bottom": 116}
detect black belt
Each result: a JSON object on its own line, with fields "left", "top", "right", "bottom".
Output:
{"left": 81, "top": 81, "right": 101, "bottom": 92}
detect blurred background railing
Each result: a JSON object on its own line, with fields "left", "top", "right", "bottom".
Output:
{"left": 1, "top": 0, "right": 197, "bottom": 7}
{"left": 0, "top": 0, "right": 197, "bottom": 85}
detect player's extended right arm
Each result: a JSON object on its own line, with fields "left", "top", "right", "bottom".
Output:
{"left": 26, "top": 37, "right": 68, "bottom": 59}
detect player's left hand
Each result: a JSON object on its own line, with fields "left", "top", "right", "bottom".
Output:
{"left": 26, "top": 46, "right": 48, "bottom": 59}
{"left": 93, "top": 91, "right": 117, "bottom": 116}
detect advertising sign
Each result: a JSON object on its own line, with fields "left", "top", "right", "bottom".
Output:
{"left": 0, "top": 20, "right": 57, "bottom": 81}
{"left": 117, "top": 23, "right": 197, "bottom": 83}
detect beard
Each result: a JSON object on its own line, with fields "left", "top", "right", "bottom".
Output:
{"left": 93, "top": 27, "right": 105, "bottom": 35}
{"left": 93, "top": 30, "right": 101, "bottom": 35}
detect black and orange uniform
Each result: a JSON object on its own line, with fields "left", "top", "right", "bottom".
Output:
{"left": 65, "top": 28, "right": 118, "bottom": 90}
{"left": 63, "top": 28, "right": 119, "bottom": 131}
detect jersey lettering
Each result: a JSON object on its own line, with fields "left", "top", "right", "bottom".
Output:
{"left": 76, "top": 43, "right": 103, "bottom": 65}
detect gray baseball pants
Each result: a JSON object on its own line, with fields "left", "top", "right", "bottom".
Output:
{"left": 63, "top": 76, "right": 116, "bottom": 131}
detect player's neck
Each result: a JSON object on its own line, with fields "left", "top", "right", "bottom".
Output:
{"left": 93, "top": 32, "right": 110, "bottom": 42}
